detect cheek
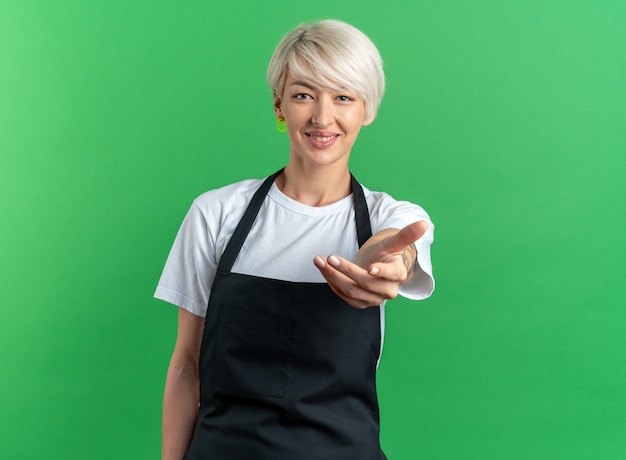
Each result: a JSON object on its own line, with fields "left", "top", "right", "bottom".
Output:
{"left": 340, "top": 108, "right": 367, "bottom": 128}
{"left": 285, "top": 122, "right": 300, "bottom": 140}
{"left": 285, "top": 110, "right": 311, "bottom": 131}
{"left": 345, "top": 115, "right": 365, "bottom": 133}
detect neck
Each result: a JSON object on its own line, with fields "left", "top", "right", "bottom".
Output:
{"left": 276, "top": 164, "right": 352, "bottom": 207}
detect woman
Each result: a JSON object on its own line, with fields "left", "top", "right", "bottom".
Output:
{"left": 156, "top": 19, "right": 434, "bottom": 460}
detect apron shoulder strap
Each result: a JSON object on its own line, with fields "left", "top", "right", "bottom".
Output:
{"left": 216, "top": 168, "right": 284, "bottom": 273}
{"left": 350, "top": 174, "right": 373, "bottom": 248}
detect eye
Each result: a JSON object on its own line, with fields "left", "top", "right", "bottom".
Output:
{"left": 293, "top": 93, "right": 313, "bottom": 100}
{"left": 336, "top": 95, "right": 354, "bottom": 102}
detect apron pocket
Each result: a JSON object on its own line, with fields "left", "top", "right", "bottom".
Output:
{"left": 214, "top": 306, "right": 291, "bottom": 399}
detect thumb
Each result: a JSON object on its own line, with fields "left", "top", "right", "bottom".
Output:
{"left": 379, "top": 221, "right": 428, "bottom": 254}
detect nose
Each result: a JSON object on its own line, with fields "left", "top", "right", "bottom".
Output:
{"left": 312, "top": 96, "right": 334, "bottom": 127}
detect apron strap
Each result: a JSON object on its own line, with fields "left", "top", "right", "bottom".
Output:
{"left": 351, "top": 173, "right": 373, "bottom": 248}
{"left": 216, "top": 168, "right": 284, "bottom": 274}
{"left": 217, "top": 168, "right": 373, "bottom": 274}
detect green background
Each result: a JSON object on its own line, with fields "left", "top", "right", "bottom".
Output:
{"left": 1, "top": 1, "right": 624, "bottom": 458}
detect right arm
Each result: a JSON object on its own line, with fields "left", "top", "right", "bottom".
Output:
{"left": 314, "top": 221, "right": 428, "bottom": 309}
{"left": 162, "top": 308, "right": 205, "bottom": 460}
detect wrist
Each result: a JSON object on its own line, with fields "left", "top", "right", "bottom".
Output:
{"left": 402, "top": 244, "right": 418, "bottom": 281}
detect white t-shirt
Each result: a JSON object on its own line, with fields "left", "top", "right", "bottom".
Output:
{"left": 155, "top": 178, "right": 435, "bottom": 319}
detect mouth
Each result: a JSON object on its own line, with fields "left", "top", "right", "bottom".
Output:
{"left": 306, "top": 132, "right": 340, "bottom": 148}
{"left": 310, "top": 135, "right": 336, "bottom": 142}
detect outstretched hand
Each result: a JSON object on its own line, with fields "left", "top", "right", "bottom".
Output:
{"left": 313, "top": 221, "right": 428, "bottom": 309}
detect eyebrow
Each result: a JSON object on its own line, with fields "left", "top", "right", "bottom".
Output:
{"left": 290, "top": 81, "right": 316, "bottom": 90}
{"left": 289, "top": 81, "right": 352, "bottom": 93}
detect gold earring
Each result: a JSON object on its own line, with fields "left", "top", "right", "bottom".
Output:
{"left": 275, "top": 116, "right": 287, "bottom": 133}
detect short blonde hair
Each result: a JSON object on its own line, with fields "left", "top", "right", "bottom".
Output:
{"left": 267, "top": 19, "right": 385, "bottom": 121}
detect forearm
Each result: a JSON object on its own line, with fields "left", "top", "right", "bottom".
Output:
{"left": 162, "top": 360, "right": 199, "bottom": 460}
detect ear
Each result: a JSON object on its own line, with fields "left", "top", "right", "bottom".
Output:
{"left": 362, "top": 114, "right": 376, "bottom": 127}
{"left": 361, "top": 102, "right": 376, "bottom": 127}
{"left": 273, "top": 91, "right": 283, "bottom": 117}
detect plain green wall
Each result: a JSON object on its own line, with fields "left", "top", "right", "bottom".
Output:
{"left": 1, "top": 1, "right": 625, "bottom": 458}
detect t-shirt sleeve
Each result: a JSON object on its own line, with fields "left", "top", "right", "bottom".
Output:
{"left": 399, "top": 218, "right": 434, "bottom": 300}
{"left": 154, "top": 201, "right": 217, "bottom": 317}
{"left": 370, "top": 194, "right": 435, "bottom": 301}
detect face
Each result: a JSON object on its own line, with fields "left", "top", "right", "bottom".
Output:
{"left": 275, "top": 73, "right": 373, "bottom": 171}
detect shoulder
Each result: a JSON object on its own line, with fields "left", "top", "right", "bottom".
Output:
{"left": 191, "top": 177, "right": 265, "bottom": 218}
{"left": 360, "top": 184, "right": 432, "bottom": 227}
{"left": 174, "top": 177, "right": 267, "bottom": 244}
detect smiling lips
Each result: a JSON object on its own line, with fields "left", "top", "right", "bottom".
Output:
{"left": 306, "top": 131, "right": 339, "bottom": 148}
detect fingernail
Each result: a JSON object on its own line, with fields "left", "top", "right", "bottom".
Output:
{"left": 328, "top": 255, "right": 340, "bottom": 267}
{"left": 314, "top": 256, "right": 326, "bottom": 267}
{"left": 369, "top": 267, "right": 380, "bottom": 276}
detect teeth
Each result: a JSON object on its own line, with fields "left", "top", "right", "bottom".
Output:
{"left": 312, "top": 136, "right": 335, "bottom": 142}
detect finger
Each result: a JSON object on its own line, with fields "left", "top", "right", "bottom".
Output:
{"left": 316, "top": 255, "right": 400, "bottom": 301}
{"left": 328, "top": 280, "right": 386, "bottom": 309}
{"left": 314, "top": 255, "right": 370, "bottom": 287}
{"left": 378, "top": 221, "right": 428, "bottom": 254}
{"left": 367, "top": 257, "right": 408, "bottom": 281}
{"left": 326, "top": 254, "right": 371, "bottom": 283}
{"left": 314, "top": 256, "right": 388, "bottom": 308}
